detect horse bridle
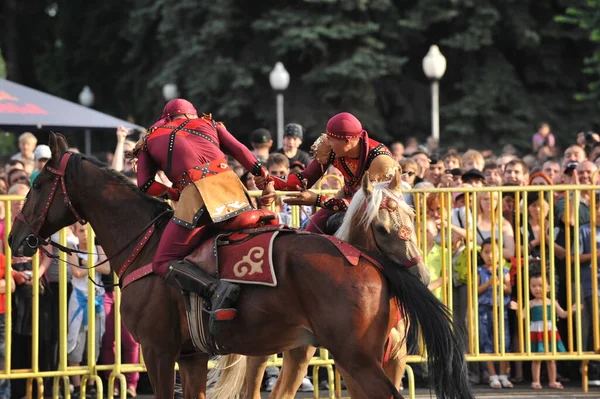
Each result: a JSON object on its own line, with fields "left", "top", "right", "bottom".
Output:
{"left": 14, "top": 151, "right": 169, "bottom": 282}
{"left": 16, "top": 152, "right": 86, "bottom": 249}
{"left": 372, "top": 189, "right": 423, "bottom": 268}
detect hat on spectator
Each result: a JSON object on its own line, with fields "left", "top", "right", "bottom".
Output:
{"left": 452, "top": 183, "right": 472, "bottom": 204}
{"left": 250, "top": 128, "right": 272, "bottom": 144}
{"left": 461, "top": 169, "right": 485, "bottom": 183}
{"left": 449, "top": 168, "right": 464, "bottom": 177}
{"left": 34, "top": 145, "right": 52, "bottom": 160}
{"left": 284, "top": 123, "right": 304, "bottom": 140}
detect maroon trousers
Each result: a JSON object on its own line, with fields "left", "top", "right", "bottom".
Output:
{"left": 153, "top": 219, "right": 209, "bottom": 276}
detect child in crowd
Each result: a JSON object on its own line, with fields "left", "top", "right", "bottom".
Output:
{"left": 67, "top": 224, "right": 111, "bottom": 398}
{"left": 509, "top": 264, "right": 576, "bottom": 390}
{"left": 478, "top": 238, "right": 513, "bottom": 389}
{"left": 425, "top": 217, "right": 444, "bottom": 301}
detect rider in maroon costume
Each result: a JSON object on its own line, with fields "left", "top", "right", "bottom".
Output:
{"left": 257, "top": 112, "right": 398, "bottom": 233}
{"left": 131, "top": 99, "right": 265, "bottom": 332}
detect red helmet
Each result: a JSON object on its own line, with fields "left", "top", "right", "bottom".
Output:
{"left": 326, "top": 112, "right": 365, "bottom": 139}
{"left": 150, "top": 99, "right": 197, "bottom": 129}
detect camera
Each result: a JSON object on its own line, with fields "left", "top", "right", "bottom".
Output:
{"left": 564, "top": 161, "right": 579, "bottom": 176}
{"left": 585, "top": 131, "right": 598, "bottom": 144}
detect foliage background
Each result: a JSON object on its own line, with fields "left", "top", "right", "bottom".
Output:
{"left": 2, "top": 0, "right": 600, "bottom": 154}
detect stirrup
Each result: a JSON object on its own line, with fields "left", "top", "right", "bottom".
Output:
{"left": 207, "top": 281, "right": 240, "bottom": 335}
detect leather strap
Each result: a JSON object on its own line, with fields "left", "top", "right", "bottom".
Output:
{"left": 118, "top": 224, "right": 156, "bottom": 279}
{"left": 122, "top": 263, "right": 154, "bottom": 289}
{"left": 165, "top": 119, "right": 191, "bottom": 176}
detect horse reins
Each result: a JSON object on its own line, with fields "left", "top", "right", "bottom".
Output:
{"left": 15, "top": 152, "right": 171, "bottom": 282}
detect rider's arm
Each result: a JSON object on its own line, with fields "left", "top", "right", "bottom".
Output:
{"left": 137, "top": 150, "right": 180, "bottom": 201}
{"left": 216, "top": 123, "right": 265, "bottom": 177}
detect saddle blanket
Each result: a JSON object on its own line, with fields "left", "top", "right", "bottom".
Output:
{"left": 217, "top": 230, "right": 278, "bottom": 286}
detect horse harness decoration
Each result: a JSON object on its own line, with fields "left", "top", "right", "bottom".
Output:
{"left": 374, "top": 187, "right": 423, "bottom": 268}
{"left": 16, "top": 152, "right": 165, "bottom": 287}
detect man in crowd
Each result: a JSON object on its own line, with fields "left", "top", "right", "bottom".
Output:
{"left": 503, "top": 160, "right": 529, "bottom": 186}
{"left": 250, "top": 128, "right": 273, "bottom": 163}
{"left": 542, "top": 160, "right": 561, "bottom": 185}
{"left": 275, "top": 123, "right": 312, "bottom": 168}
{"left": 411, "top": 146, "right": 431, "bottom": 185}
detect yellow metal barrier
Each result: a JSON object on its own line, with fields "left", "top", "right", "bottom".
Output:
{"left": 1, "top": 185, "right": 600, "bottom": 398}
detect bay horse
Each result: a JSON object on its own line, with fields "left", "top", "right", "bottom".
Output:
{"left": 9, "top": 133, "right": 473, "bottom": 399}
{"left": 242, "top": 175, "right": 420, "bottom": 398}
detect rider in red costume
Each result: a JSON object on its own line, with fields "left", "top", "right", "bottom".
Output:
{"left": 130, "top": 99, "right": 265, "bottom": 332}
{"left": 256, "top": 112, "right": 399, "bottom": 233}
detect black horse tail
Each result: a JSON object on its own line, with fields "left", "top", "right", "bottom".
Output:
{"left": 381, "top": 260, "right": 474, "bottom": 399}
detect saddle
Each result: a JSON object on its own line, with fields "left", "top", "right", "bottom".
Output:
{"left": 180, "top": 209, "right": 369, "bottom": 353}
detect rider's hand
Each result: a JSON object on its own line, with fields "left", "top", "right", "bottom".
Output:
{"left": 283, "top": 190, "right": 318, "bottom": 206}
{"left": 260, "top": 182, "right": 276, "bottom": 207}
{"left": 254, "top": 175, "right": 268, "bottom": 190}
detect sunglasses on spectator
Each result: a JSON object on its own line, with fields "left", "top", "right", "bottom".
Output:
{"left": 404, "top": 171, "right": 416, "bottom": 177}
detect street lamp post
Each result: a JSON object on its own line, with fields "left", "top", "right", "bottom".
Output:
{"left": 269, "top": 62, "right": 290, "bottom": 149}
{"left": 78, "top": 85, "right": 95, "bottom": 155}
{"left": 162, "top": 83, "right": 179, "bottom": 101}
{"left": 422, "top": 45, "right": 447, "bottom": 142}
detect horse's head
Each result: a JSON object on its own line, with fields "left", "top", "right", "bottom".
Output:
{"left": 8, "top": 133, "right": 84, "bottom": 256}
{"left": 336, "top": 170, "right": 429, "bottom": 284}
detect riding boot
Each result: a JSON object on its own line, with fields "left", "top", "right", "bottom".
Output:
{"left": 165, "top": 260, "right": 240, "bottom": 335}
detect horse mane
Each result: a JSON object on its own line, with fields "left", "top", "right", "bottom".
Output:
{"left": 65, "top": 152, "right": 172, "bottom": 216}
{"left": 335, "top": 181, "right": 413, "bottom": 241}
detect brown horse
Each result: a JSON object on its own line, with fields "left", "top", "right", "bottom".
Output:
{"left": 242, "top": 175, "right": 419, "bottom": 398}
{"left": 9, "top": 133, "right": 473, "bottom": 399}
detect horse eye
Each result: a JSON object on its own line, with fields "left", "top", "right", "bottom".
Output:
{"left": 376, "top": 225, "right": 388, "bottom": 234}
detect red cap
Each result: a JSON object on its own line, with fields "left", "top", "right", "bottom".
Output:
{"left": 326, "top": 112, "right": 365, "bottom": 139}
{"left": 150, "top": 99, "right": 198, "bottom": 129}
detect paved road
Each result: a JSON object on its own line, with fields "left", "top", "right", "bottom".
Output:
{"left": 135, "top": 384, "right": 600, "bottom": 398}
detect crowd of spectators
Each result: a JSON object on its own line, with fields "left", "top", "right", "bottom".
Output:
{"left": 0, "top": 120, "right": 599, "bottom": 395}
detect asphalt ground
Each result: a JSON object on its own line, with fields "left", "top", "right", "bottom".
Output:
{"left": 132, "top": 382, "right": 600, "bottom": 398}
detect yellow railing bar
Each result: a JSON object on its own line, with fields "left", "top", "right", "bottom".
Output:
{"left": 573, "top": 189, "right": 583, "bottom": 355}
{"left": 514, "top": 190, "right": 524, "bottom": 354}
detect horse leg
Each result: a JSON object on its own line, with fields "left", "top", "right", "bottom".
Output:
{"left": 241, "top": 356, "right": 269, "bottom": 399}
{"left": 384, "top": 319, "right": 408, "bottom": 391}
{"left": 143, "top": 345, "right": 177, "bottom": 399}
{"left": 270, "top": 346, "right": 317, "bottom": 399}
{"left": 178, "top": 353, "right": 208, "bottom": 399}
{"left": 334, "top": 353, "right": 402, "bottom": 399}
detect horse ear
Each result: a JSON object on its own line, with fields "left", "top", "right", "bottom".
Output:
{"left": 362, "top": 172, "right": 373, "bottom": 194}
{"left": 49, "top": 132, "right": 69, "bottom": 161}
{"left": 389, "top": 169, "right": 402, "bottom": 191}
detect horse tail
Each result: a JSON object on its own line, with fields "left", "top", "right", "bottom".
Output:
{"left": 207, "top": 354, "right": 247, "bottom": 399}
{"left": 381, "top": 261, "right": 474, "bottom": 399}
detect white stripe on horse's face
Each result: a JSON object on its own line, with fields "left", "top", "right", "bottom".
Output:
{"left": 336, "top": 181, "right": 427, "bottom": 283}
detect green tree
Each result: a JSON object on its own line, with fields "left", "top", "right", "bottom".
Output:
{"left": 556, "top": 0, "right": 600, "bottom": 104}
{"left": 3, "top": 0, "right": 600, "bottom": 154}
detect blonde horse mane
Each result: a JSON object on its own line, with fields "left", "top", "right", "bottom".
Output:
{"left": 335, "top": 180, "right": 412, "bottom": 242}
